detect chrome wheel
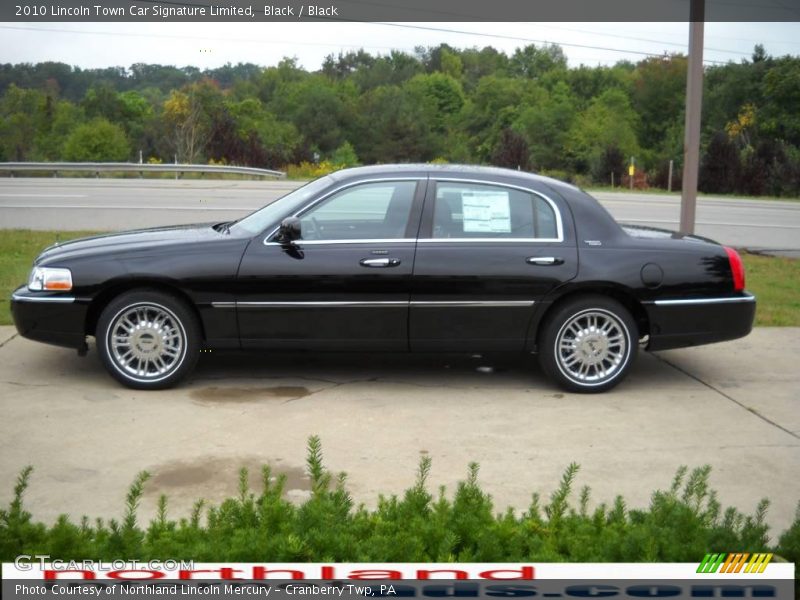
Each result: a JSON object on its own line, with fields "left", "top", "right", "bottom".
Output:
{"left": 107, "top": 302, "right": 186, "bottom": 383}
{"left": 554, "top": 308, "right": 630, "bottom": 386}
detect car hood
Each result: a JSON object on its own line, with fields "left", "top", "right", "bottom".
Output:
{"left": 36, "top": 222, "right": 236, "bottom": 264}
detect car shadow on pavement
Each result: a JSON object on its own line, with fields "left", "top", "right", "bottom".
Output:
{"left": 0, "top": 332, "right": 688, "bottom": 394}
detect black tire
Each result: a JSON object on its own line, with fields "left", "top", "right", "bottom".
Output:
{"left": 96, "top": 289, "right": 201, "bottom": 390}
{"left": 538, "top": 295, "right": 638, "bottom": 393}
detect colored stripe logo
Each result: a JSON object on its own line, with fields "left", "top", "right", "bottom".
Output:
{"left": 697, "top": 553, "right": 773, "bottom": 574}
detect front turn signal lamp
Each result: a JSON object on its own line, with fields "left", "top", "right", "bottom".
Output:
{"left": 28, "top": 267, "right": 73, "bottom": 291}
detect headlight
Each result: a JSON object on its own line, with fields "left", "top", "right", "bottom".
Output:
{"left": 28, "top": 267, "right": 73, "bottom": 291}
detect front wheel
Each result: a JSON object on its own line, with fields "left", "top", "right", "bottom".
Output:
{"left": 96, "top": 290, "right": 200, "bottom": 390}
{"left": 538, "top": 296, "right": 637, "bottom": 393}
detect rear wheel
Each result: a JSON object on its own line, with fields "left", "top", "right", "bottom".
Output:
{"left": 96, "top": 290, "right": 200, "bottom": 390}
{"left": 538, "top": 295, "right": 637, "bottom": 393}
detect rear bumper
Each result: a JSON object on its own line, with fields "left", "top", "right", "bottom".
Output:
{"left": 644, "top": 293, "right": 756, "bottom": 351}
{"left": 10, "top": 286, "right": 89, "bottom": 349}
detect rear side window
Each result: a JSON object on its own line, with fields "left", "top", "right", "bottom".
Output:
{"left": 431, "top": 182, "right": 559, "bottom": 240}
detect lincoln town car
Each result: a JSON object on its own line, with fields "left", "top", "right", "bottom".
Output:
{"left": 11, "top": 165, "right": 755, "bottom": 392}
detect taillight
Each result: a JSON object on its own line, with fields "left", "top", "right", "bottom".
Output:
{"left": 723, "top": 246, "right": 745, "bottom": 291}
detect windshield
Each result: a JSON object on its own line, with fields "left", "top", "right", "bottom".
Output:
{"left": 231, "top": 175, "right": 335, "bottom": 236}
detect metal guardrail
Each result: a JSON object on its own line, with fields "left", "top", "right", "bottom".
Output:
{"left": 0, "top": 162, "right": 285, "bottom": 179}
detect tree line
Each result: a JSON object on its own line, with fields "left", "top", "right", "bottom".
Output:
{"left": 1, "top": 43, "right": 799, "bottom": 196}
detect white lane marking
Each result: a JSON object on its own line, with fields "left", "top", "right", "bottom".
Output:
{"left": 0, "top": 204, "right": 252, "bottom": 211}
{"left": 0, "top": 193, "right": 87, "bottom": 198}
{"left": 0, "top": 207, "right": 797, "bottom": 230}
{"left": 1, "top": 207, "right": 797, "bottom": 228}
{"left": 620, "top": 218, "right": 800, "bottom": 229}
{"left": 600, "top": 200, "right": 800, "bottom": 214}
{"left": 601, "top": 198, "right": 800, "bottom": 212}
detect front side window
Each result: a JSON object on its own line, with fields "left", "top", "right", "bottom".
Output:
{"left": 431, "top": 182, "right": 559, "bottom": 240}
{"left": 298, "top": 181, "right": 417, "bottom": 241}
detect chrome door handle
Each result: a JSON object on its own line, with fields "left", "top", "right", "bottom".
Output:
{"left": 360, "top": 258, "right": 401, "bottom": 268}
{"left": 526, "top": 256, "right": 564, "bottom": 266}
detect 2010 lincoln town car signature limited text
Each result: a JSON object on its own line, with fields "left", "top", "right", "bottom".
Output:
{"left": 10, "top": 165, "right": 756, "bottom": 392}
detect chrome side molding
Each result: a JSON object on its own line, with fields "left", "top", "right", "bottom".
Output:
{"left": 211, "top": 300, "right": 536, "bottom": 309}
{"left": 649, "top": 294, "right": 756, "bottom": 306}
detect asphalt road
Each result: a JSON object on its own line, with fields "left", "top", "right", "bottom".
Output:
{"left": 0, "top": 326, "right": 798, "bottom": 536}
{"left": 1, "top": 178, "right": 799, "bottom": 254}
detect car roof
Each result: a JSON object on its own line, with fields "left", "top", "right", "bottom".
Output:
{"left": 328, "top": 163, "right": 582, "bottom": 195}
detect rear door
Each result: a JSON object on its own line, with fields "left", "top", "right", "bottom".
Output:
{"left": 410, "top": 179, "right": 578, "bottom": 351}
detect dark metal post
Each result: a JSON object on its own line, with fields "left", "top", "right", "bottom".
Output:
{"left": 680, "top": 0, "right": 705, "bottom": 234}
{"left": 668, "top": 159, "right": 674, "bottom": 192}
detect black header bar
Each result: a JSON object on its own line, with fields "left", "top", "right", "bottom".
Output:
{"left": 3, "top": 0, "right": 800, "bottom": 22}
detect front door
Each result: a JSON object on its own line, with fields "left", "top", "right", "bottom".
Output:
{"left": 236, "top": 178, "right": 425, "bottom": 350}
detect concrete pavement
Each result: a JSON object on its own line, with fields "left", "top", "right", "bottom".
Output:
{"left": 0, "top": 326, "right": 797, "bottom": 539}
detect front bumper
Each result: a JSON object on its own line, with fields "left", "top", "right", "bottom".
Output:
{"left": 10, "top": 286, "right": 90, "bottom": 349}
{"left": 644, "top": 292, "right": 756, "bottom": 351}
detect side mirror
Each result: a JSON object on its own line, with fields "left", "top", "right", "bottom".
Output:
{"left": 276, "top": 217, "right": 302, "bottom": 244}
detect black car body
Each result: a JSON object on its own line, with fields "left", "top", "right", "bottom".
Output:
{"left": 11, "top": 165, "right": 755, "bottom": 392}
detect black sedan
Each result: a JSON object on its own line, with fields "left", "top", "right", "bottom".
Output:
{"left": 10, "top": 164, "right": 755, "bottom": 392}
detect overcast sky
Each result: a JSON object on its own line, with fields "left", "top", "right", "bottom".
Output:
{"left": 1, "top": 22, "right": 799, "bottom": 71}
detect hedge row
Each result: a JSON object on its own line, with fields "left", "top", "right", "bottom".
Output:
{"left": 1, "top": 436, "right": 798, "bottom": 565}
